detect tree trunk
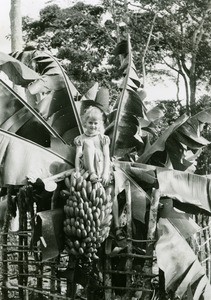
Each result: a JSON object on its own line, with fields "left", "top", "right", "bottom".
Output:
{"left": 189, "top": 75, "right": 197, "bottom": 113}
{"left": 142, "top": 13, "right": 157, "bottom": 87}
{"left": 182, "top": 73, "right": 190, "bottom": 115}
{"left": 10, "top": 0, "right": 23, "bottom": 52}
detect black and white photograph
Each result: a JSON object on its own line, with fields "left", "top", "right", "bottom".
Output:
{"left": 0, "top": 0, "right": 211, "bottom": 299}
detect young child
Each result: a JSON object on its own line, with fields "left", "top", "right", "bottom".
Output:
{"left": 74, "top": 106, "right": 110, "bottom": 185}
{"left": 74, "top": 106, "right": 125, "bottom": 241}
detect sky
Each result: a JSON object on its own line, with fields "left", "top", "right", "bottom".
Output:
{"left": 0, "top": 0, "right": 101, "bottom": 53}
{"left": 0, "top": 0, "right": 186, "bottom": 102}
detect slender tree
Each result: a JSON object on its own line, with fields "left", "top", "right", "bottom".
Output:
{"left": 10, "top": 0, "right": 23, "bottom": 52}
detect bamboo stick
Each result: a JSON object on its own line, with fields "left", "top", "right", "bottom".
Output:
{"left": 17, "top": 188, "right": 26, "bottom": 299}
{"left": 104, "top": 270, "right": 158, "bottom": 277}
{"left": 141, "top": 188, "right": 160, "bottom": 300}
{"left": 1, "top": 187, "right": 13, "bottom": 300}
{"left": 102, "top": 286, "right": 153, "bottom": 292}
{"left": 127, "top": 238, "right": 156, "bottom": 243}
{"left": 50, "top": 188, "right": 60, "bottom": 300}
{"left": 123, "top": 180, "right": 133, "bottom": 300}
{"left": 104, "top": 239, "right": 113, "bottom": 300}
{"left": 108, "top": 253, "right": 153, "bottom": 259}
{"left": 9, "top": 282, "right": 73, "bottom": 299}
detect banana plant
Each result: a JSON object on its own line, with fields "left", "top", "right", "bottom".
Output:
{"left": 0, "top": 51, "right": 82, "bottom": 145}
{"left": 109, "top": 35, "right": 146, "bottom": 158}
{"left": 0, "top": 50, "right": 84, "bottom": 183}
{"left": 0, "top": 35, "right": 211, "bottom": 299}
{"left": 109, "top": 34, "right": 211, "bottom": 299}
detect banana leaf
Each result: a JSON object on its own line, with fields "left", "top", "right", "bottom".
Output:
{"left": 1, "top": 51, "right": 82, "bottom": 145}
{"left": 189, "top": 107, "right": 211, "bottom": 124}
{"left": 0, "top": 51, "right": 39, "bottom": 85}
{"left": 156, "top": 218, "right": 211, "bottom": 299}
{"left": 0, "top": 80, "right": 76, "bottom": 162}
{"left": 0, "top": 129, "right": 72, "bottom": 186}
{"left": 173, "top": 117, "right": 210, "bottom": 149}
{"left": 146, "top": 103, "right": 166, "bottom": 122}
{"left": 137, "top": 114, "right": 189, "bottom": 164}
{"left": 29, "top": 53, "right": 83, "bottom": 132}
{"left": 34, "top": 209, "right": 64, "bottom": 261}
{"left": 157, "top": 168, "right": 211, "bottom": 214}
{"left": 80, "top": 82, "right": 99, "bottom": 101}
{"left": 110, "top": 35, "right": 146, "bottom": 158}
{"left": 119, "top": 161, "right": 211, "bottom": 215}
{"left": 159, "top": 198, "right": 200, "bottom": 239}
{"left": 76, "top": 85, "right": 110, "bottom": 119}
{"left": 117, "top": 160, "right": 157, "bottom": 187}
{"left": 136, "top": 101, "right": 211, "bottom": 169}
{"left": 25, "top": 52, "right": 83, "bottom": 143}
{"left": 0, "top": 79, "right": 66, "bottom": 146}
{"left": 138, "top": 108, "right": 211, "bottom": 170}
{"left": 114, "top": 163, "right": 150, "bottom": 223}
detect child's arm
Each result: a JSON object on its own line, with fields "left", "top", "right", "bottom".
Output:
{"left": 74, "top": 136, "right": 83, "bottom": 176}
{"left": 75, "top": 146, "right": 82, "bottom": 172}
{"left": 102, "top": 136, "right": 110, "bottom": 185}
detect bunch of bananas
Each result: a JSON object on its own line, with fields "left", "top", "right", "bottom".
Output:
{"left": 63, "top": 170, "right": 113, "bottom": 260}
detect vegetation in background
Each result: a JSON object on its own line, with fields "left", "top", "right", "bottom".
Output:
{"left": 0, "top": 0, "right": 211, "bottom": 299}
{"left": 22, "top": 0, "right": 211, "bottom": 111}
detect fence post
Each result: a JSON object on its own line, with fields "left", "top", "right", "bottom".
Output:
{"left": 123, "top": 180, "right": 133, "bottom": 300}
{"left": 141, "top": 188, "right": 160, "bottom": 300}
{"left": 1, "top": 187, "right": 13, "bottom": 300}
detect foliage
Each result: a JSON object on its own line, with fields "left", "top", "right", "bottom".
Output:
{"left": 22, "top": 0, "right": 211, "bottom": 111}
{"left": 23, "top": 2, "right": 118, "bottom": 94}
{"left": 1, "top": 21, "right": 211, "bottom": 298}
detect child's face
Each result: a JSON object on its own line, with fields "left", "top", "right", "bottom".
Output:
{"left": 84, "top": 117, "right": 101, "bottom": 135}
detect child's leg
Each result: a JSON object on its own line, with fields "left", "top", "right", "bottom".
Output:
{"left": 83, "top": 139, "right": 98, "bottom": 180}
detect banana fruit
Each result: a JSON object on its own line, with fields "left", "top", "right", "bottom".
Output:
{"left": 63, "top": 170, "right": 113, "bottom": 260}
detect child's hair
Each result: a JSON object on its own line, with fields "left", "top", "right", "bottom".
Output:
{"left": 82, "top": 106, "right": 104, "bottom": 124}
{"left": 82, "top": 106, "right": 104, "bottom": 132}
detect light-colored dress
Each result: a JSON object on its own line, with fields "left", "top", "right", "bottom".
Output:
{"left": 74, "top": 133, "right": 110, "bottom": 176}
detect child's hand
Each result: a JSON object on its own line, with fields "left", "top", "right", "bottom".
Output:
{"left": 90, "top": 173, "right": 99, "bottom": 183}
{"left": 74, "top": 170, "right": 81, "bottom": 179}
{"left": 101, "top": 173, "right": 110, "bottom": 186}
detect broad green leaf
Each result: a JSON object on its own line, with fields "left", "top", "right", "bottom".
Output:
{"left": 137, "top": 114, "right": 189, "bottom": 164}
{"left": 159, "top": 198, "right": 200, "bottom": 240}
{"left": 117, "top": 160, "right": 157, "bottom": 185}
{"left": 157, "top": 168, "right": 211, "bottom": 214}
{"left": 114, "top": 162, "right": 150, "bottom": 223}
{"left": 164, "top": 110, "right": 211, "bottom": 169}
{"left": 174, "top": 118, "right": 210, "bottom": 149}
{"left": 120, "top": 161, "right": 211, "bottom": 214}
{"left": 0, "top": 79, "right": 66, "bottom": 147}
{"left": 137, "top": 107, "right": 211, "bottom": 169}
{"left": 0, "top": 129, "right": 72, "bottom": 186}
{"left": 0, "top": 52, "right": 39, "bottom": 86}
{"left": 129, "top": 166, "right": 157, "bottom": 185}
{"left": 80, "top": 82, "right": 99, "bottom": 101}
{"left": 146, "top": 103, "right": 166, "bottom": 122}
{"left": 28, "top": 74, "right": 66, "bottom": 93}
{"left": 190, "top": 107, "right": 211, "bottom": 124}
{"left": 7, "top": 50, "right": 82, "bottom": 144}
{"left": 156, "top": 218, "right": 211, "bottom": 299}
{"left": 76, "top": 86, "right": 110, "bottom": 119}
{"left": 165, "top": 135, "right": 190, "bottom": 171}
{"left": 27, "top": 52, "right": 83, "bottom": 141}
{"left": 35, "top": 209, "right": 64, "bottom": 261}
{"left": 110, "top": 35, "right": 145, "bottom": 158}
